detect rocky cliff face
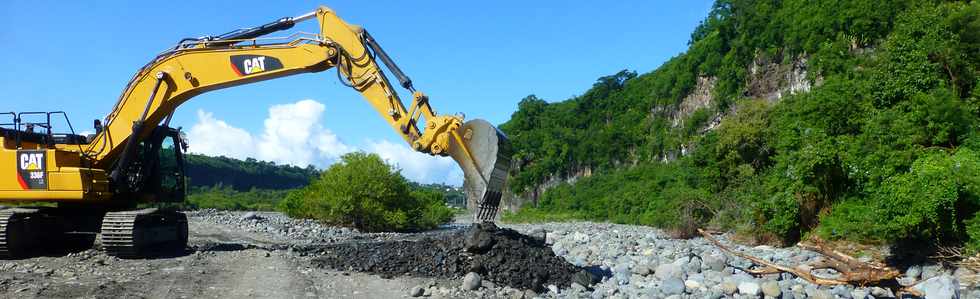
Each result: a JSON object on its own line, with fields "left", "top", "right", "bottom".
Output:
{"left": 746, "top": 55, "right": 818, "bottom": 103}
{"left": 505, "top": 54, "right": 820, "bottom": 211}
{"left": 501, "top": 166, "right": 593, "bottom": 213}
{"left": 672, "top": 76, "right": 718, "bottom": 128}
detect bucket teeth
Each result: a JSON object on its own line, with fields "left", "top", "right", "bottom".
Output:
{"left": 474, "top": 143, "right": 511, "bottom": 222}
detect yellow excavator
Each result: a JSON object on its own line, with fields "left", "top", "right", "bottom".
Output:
{"left": 0, "top": 6, "right": 510, "bottom": 258}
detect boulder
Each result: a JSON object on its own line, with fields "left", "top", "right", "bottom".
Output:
{"left": 241, "top": 212, "right": 262, "bottom": 221}
{"left": 738, "top": 281, "right": 761, "bottom": 296}
{"left": 661, "top": 278, "right": 685, "bottom": 296}
{"left": 684, "top": 279, "right": 702, "bottom": 292}
{"left": 703, "top": 254, "right": 727, "bottom": 272}
{"left": 632, "top": 263, "right": 652, "bottom": 276}
{"left": 913, "top": 275, "right": 960, "bottom": 299}
{"left": 409, "top": 285, "right": 424, "bottom": 297}
{"left": 462, "top": 272, "right": 482, "bottom": 290}
{"left": 720, "top": 279, "right": 738, "bottom": 295}
{"left": 760, "top": 280, "right": 781, "bottom": 297}
{"left": 655, "top": 264, "right": 685, "bottom": 280}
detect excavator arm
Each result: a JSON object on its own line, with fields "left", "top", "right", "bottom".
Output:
{"left": 83, "top": 6, "right": 509, "bottom": 221}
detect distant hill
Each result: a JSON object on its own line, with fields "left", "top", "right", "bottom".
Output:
{"left": 184, "top": 154, "right": 319, "bottom": 190}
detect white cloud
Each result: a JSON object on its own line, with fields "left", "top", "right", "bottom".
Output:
{"left": 187, "top": 110, "right": 255, "bottom": 160}
{"left": 367, "top": 139, "right": 464, "bottom": 186}
{"left": 185, "top": 99, "right": 462, "bottom": 186}
{"left": 187, "top": 99, "right": 349, "bottom": 167}
{"left": 255, "top": 100, "right": 351, "bottom": 166}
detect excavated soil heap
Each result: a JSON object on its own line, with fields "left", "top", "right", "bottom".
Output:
{"left": 312, "top": 223, "right": 593, "bottom": 291}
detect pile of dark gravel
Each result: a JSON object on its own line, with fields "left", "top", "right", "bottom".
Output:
{"left": 311, "top": 223, "right": 593, "bottom": 291}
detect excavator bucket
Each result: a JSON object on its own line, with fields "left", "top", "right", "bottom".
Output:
{"left": 447, "top": 119, "right": 512, "bottom": 223}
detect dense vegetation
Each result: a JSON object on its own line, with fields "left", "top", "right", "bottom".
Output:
{"left": 503, "top": 0, "right": 980, "bottom": 250}
{"left": 184, "top": 186, "right": 289, "bottom": 211}
{"left": 279, "top": 152, "right": 455, "bottom": 232}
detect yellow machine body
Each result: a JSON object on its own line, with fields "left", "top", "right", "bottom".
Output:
{"left": 0, "top": 6, "right": 510, "bottom": 221}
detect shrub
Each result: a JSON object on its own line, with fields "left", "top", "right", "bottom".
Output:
{"left": 819, "top": 149, "right": 980, "bottom": 243}
{"left": 966, "top": 213, "right": 980, "bottom": 253}
{"left": 278, "top": 152, "right": 453, "bottom": 232}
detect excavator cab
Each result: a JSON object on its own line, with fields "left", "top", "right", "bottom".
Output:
{"left": 115, "top": 126, "right": 187, "bottom": 203}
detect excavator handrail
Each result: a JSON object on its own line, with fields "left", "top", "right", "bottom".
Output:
{"left": 174, "top": 32, "right": 324, "bottom": 49}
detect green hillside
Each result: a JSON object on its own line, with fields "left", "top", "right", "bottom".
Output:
{"left": 503, "top": 0, "right": 980, "bottom": 249}
{"left": 184, "top": 154, "right": 319, "bottom": 190}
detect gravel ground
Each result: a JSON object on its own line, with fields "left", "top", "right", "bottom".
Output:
{"left": 0, "top": 210, "right": 978, "bottom": 298}
{"left": 503, "top": 222, "right": 979, "bottom": 299}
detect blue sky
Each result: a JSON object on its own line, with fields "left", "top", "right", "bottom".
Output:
{"left": 0, "top": 1, "right": 712, "bottom": 185}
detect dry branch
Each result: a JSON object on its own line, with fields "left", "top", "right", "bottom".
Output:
{"left": 933, "top": 246, "right": 980, "bottom": 286}
{"left": 697, "top": 229, "right": 923, "bottom": 297}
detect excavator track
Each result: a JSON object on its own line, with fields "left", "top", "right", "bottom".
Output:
{"left": 0, "top": 210, "right": 15, "bottom": 258}
{"left": 101, "top": 209, "right": 187, "bottom": 258}
{"left": 100, "top": 211, "right": 142, "bottom": 258}
{"left": 0, "top": 208, "right": 52, "bottom": 259}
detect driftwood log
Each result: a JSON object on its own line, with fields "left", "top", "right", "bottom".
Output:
{"left": 697, "top": 229, "right": 923, "bottom": 297}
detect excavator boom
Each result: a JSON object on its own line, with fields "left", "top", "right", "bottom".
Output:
{"left": 94, "top": 7, "right": 511, "bottom": 222}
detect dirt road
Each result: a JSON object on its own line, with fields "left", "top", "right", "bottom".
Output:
{"left": 0, "top": 212, "right": 442, "bottom": 299}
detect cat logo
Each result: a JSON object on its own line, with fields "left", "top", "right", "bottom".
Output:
{"left": 21, "top": 153, "right": 42, "bottom": 171}
{"left": 16, "top": 150, "right": 46, "bottom": 190}
{"left": 230, "top": 55, "right": 284, "bottom": 76}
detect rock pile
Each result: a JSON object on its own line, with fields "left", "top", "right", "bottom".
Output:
{"left": 187, "top": 209, "right": 364, "bottom": 244}
{"left": 312, "top": 223, "right": 590, "bottom": 291}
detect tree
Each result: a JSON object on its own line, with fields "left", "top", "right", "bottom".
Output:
{"left": 278, "top": 152, "right": 452, "bottom": 232}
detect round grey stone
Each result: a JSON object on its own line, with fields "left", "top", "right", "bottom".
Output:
{"left": 913, "top": 275, "right": 960, "bottom": 299}
{"left": 409, "top": 285, "right": 424, "bottom": 297}
{"left": 655, "top": 263, "right": 685, "bottom": 280}
{"left": 721, "top": 280, "right": 739, "bottom": 295}
{"left": 462, "top": 272, "right": 482, "bottom": 290}
{"left": 738, "top": 281, "right": 761, "bottom": 296}
{"left": 241, "top": 212, "right": 262, "bottom": 220}
{"left": 684, "top": 279, "right": 702, "bottom": 293}
{"left": 831, "top": 285, "right": 852, "bottom": 298}
{"left": 760, "top": 280, "right": 780, "bottom": 297}
{"left": 703, "top": 254, "right": 727, "bottom": 272}
{"left": 686, "top": 256, "right": 703, "bottom": 274}
{"left": 528, "top": 228, "right": 547, "bottom": 243}
{"left": 704, "top": 288, "right": 725, "bottom": 299}
{"left": 661, "top": 278, "right": 686, "bottom": 295}
{"left": 850, "top": 289, "right": 868, "bottom": 299}
{"left": 869, "top": 286, "right": 892, "bottom": 298}
{"left": 804, "top": 287, "right": 832, "bottom": 299}
{"left": 632, "top": 263, "right": 652, "bottom": 276}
